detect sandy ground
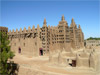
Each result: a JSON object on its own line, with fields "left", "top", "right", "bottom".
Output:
{"left": 12, "top": 52, "right": 99, "bottom": 75}
{"left": 97, "top": 47, "right": 100, "bottom": 75}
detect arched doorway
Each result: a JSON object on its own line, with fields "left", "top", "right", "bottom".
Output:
{"left": 39, "top": 48, "right": 43, "bottom": 56}
{"left": 72, "top": 60, "right": 76, "bottom": 67}
{"left": 68, "top": 60, "right": 76, "bottom": 67}
{"left": 18, "top": 47, "right": 21, "bottom": 53}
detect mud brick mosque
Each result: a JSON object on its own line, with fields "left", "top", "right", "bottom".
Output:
{"left": 0, "top": 16, "right": 99, "bottom": 70}
{"left": 0, "top": 16, "right": 84, "bottom": 56}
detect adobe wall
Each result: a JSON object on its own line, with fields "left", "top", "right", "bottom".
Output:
{"left": 10, "top": 37, "right": 41, "bottom": 57}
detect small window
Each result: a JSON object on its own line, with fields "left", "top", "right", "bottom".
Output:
{"left": 19, "top": 38, "right": 20, "bottom": 42}
{"left": 24, "top": 43, "right": 25, "bottom": 47}
{"left": 24, "top": 37, "right": 25, "bottom": 40}
{"left": 67, "top": 59, "right": 69, "bottom": 62}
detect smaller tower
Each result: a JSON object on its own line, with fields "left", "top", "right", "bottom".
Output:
{"left": 78, "top": 24, "right": 81, "bottom": 29}
{"left": 71, "top": 18, "right": 74, "bottom": 23}
{"left": 70, "top": 18, "right": 76, "bottom": 27}
{"left": 43, "top": 18, "right": 47, "bottom": 27}
{"left": 61, "top": 15, "right": 65, "bottom": 21}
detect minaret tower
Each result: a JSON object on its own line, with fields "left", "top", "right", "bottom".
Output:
{"left": 70, "top": 18, "right": 77, "bottom": 48}
{"left": 78, "top": 24, "right": 84, "bottom": 48}
{"left": 41, "top": 18, "right": 49, "bottom": 55}
{"left": 43, "top": 18, "right": 47, "bottom": 27}
{"left": 61, "top": 15, "right": 65, "bottom": 21}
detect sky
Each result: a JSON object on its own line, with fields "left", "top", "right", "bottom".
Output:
{"left": 0, "top": 0, "right": 100, "bottom": 39}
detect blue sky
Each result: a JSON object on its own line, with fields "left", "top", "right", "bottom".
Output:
{"left": 0, "top": 0, "right": 100, "bottom": 39}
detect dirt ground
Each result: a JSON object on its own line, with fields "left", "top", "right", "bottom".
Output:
{"left": 12, "top": 52, "right": 99, "bottom": 75}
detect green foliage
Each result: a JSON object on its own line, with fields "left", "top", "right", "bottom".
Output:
{"left": 0, "top": 31, "right": 15, "bottom": 75}
{"left": 87, "top": 37, "right": 100, "bottom": 40}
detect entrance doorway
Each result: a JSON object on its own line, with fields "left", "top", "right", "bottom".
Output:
{"left": 72, "top": 60, "right": 76, "bottom": 67}
{"left": 39, "top": 48, "right": 43, "bottom": 56}
{"left": 18, "top": 47, "right": 21, "bottom": 53}
{"left": 69, "top": 60, "right": 76, "bottom": 67}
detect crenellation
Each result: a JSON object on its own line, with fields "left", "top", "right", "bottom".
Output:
{"left": 8, "top": 30, "right": 11, "bottom": 34}
{"left": 28, "top": 26, "right": 31, "bottom": 32}
{"left": 32, "top": 25, "right": 35, "bottom": 31}
{"left": 20, "top": 28, "right": 22, "bottom": 33}
{"left": 12, "top": 29, "right": 14, "bottom": 33}
{"left": 16, "top": 28, "right": 18, "bottom": 33}
{"left": 23, "top": 27, "right": 26, "bottom": 33}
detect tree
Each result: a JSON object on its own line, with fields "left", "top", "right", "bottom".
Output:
{"left": 87, "top": 37, "right": 100, "bottom": 40}
{"left": 0, "top": 31, "right": 16, "bottom": 75}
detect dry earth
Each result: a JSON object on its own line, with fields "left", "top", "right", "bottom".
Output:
{"left": 12, "top": 50, "right": 100, "bottom": 75}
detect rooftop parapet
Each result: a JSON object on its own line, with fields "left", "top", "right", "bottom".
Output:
{"left": 8, "top": 25, "right": 36, "bottom": 35}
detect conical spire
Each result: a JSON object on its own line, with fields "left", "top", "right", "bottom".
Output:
{"left": 75, "top": 24, "right": 77, "bottom": 28}
{"left": 48, "top": 25, "right": 50, "bottom": 28}
{"left": 32, "top": 25, "right": 35, "bottom": 30}
{"left": 9, "top": 30, "right": 11, "bottom": 33}
{"left": 28, "top": 26, "right": 31, "bottom": 30}
{"left": 78, "top": 24, "right": 81, "bottom": 29}
{"left": 23, "top": 27, "right": 26, "bottom": 32}
{"left": 24, "top": 27, "right": 26, "bottom": 31}
{"left": 37, "top": 24, "right": 40, "bottom": 29}
{"left": 20, "top": 28, "right": 22, "bottom": 32}
{"left": 71, "top": 18, "right": 75, "bottom": 24}
{"left": 12, "top": 29, "right": 14, "bottom": 33}
{"left": 28, "top": 26, "right": 31, "bottom": 32}
{"left": 61, "top": 15, "right": 65, "bottom": 21}
{"left": 43, "top": 18, "right": 47, "bottom": 27}
{"left": 43, "top": 18, "right": 47, "bottom": 25}
{"left": 37, "top": 24, "right": 40, "bottom": 33}
{"left": 70, "top": 17, "right": 76, "bottom": 27}
{"left": 16, "top": 28, "right": 18, "bottom": 33}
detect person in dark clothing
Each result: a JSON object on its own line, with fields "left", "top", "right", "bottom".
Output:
{"left": 18, "top": 47, "right": 21, "bottom": 53}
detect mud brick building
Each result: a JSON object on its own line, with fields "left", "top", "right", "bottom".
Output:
{"left": 8, "top": 16, "right": 84, "bottom": 57}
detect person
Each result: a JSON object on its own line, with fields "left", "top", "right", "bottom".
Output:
{"left": 18, "top": 47, "right": 21, "bottom": 53}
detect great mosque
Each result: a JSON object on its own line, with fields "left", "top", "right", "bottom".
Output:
{"left": 7, "top": 16, "right": 84, "bottom": 56}
{"left": 0, "top": 16, "right": 99, "bottom": 71}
